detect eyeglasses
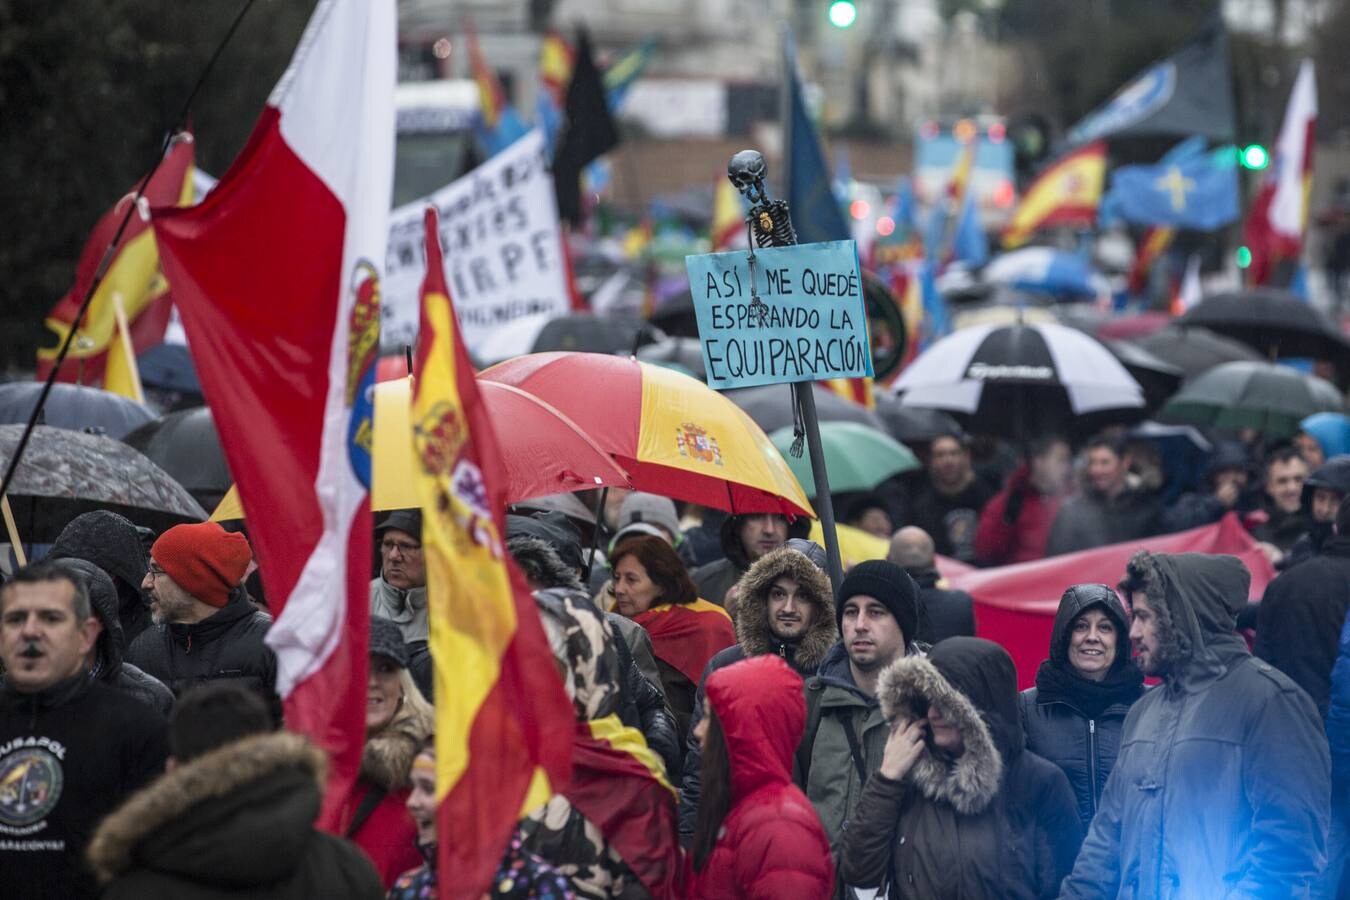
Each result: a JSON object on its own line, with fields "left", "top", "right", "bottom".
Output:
{"left": 147, "top": 563, "right": 167, "bottom": 579}
{"left": 380, "top": 539, "right": 422, "bottom": 556}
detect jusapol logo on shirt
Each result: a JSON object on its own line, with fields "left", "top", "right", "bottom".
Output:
{"left": 0, "top": 742, "right": 65, "bottom": 829}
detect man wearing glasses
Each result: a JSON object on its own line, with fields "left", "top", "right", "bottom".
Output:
{"left": 370, "top": 510, "right": 427, "bottom": 644}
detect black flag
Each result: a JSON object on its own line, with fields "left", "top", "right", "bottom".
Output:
{"left": 552, "top": 29, "right": 619, "bottom": 226}
{"left": 1067, "top": 17, "right": 1235, "bottom": 145}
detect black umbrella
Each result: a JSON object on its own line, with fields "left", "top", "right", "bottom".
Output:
{"left": 531, "top": 314, "right": 664, "bottom": 355}
{"left": 1177, "top": 289, "right": 1350, "bottom": 361}
{"left": 1104, "top": 340, "right": 1184, "bottom": 411}
{"left": 874, "top": 395, "right": 964, "bottom": 445}
{"left": 0, "top": 424, "right": 206, "bottom": 542}
{"left": 1135, "top": 326, "right": 1262, "bottom": 381}
{"left": 137, "top": 343, "right": 202, "bottom": 396}
{"left": 894, "top": 321, "right": 1146, "bottom": 438}
{"left": 0, "top": 382, "right": 155, "bottom": 440}
{"left": 1160, "top": 361, "right": 1344, "bottom": 438}
{"left": 123, "top": 406, "right": 232, "bottom": 512}
{"left": 635, "top": 337, "right": 706, "bottom": 379}
{"left": 648, "top": 290, "right": 698, "bottom": 339}
{"left": 725, "top": 383, "right": 886, "bottom": 433}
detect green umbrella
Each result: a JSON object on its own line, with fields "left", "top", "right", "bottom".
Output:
{"left": 770, "top": 421, "right": 919, "bottom": 498}
{"left": 1160, "top": 361, "right": 1344, "bottom": 437}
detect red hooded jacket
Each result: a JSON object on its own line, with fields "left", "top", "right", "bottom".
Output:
{"left": 684, "top": 655, "right": 833, "bottom": 900}
{"left": 975, "top": 464, "right": 1065, "bottom": 566}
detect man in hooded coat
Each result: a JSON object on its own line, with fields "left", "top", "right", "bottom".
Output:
{"left": 61, "top": 558, "right": 174, "bottom": 716}
{"left": 48, "top": 510, "right": 154, "bottom": 644}
{"left": 679, "top": 543, "right": 837, "bottom": 840}
{"left": 1061, "top": 551, "right": 1331, "bottom": 898}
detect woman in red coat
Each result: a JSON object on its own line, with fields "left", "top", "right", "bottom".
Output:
{"left": 686, "top": 654, "right": 834, "bottom": 900}
{"left": 336, "top": 616, "right": 434, "bottom": 887}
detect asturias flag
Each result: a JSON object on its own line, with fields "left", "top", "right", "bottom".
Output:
{"left": 413, "top": 207, "right": 574, "bottom": 898}
{"left": 1002, "top": 141, "right": 1106, "bottom": 248}
{"left": 150, "top": 0, "right": 393, "bottom": 826}
{"left": 1105, "top": 136, "right": 1239, "bottom": 230}
{"left": 37, "top": 137, "right": 194, "bottom": 385}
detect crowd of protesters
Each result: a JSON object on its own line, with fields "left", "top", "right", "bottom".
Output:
{"left": 2, "top": 413, "right": 1349, "bottom": 898}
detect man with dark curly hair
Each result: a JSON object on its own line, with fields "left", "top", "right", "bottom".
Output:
{"left": 1061, "top": 551, "right": 1331, "bottom": 898}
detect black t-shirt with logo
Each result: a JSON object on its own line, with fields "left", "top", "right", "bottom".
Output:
{"left": 0, "top": 674, "right": 167, "bottom": 898}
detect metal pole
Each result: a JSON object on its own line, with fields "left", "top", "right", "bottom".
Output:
{"left": 798, "top": 384, "right": 844, "bottom": 589}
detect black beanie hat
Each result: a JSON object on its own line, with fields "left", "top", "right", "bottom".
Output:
{"left": 835, "top": 559, "right": 920, "bottom": 642}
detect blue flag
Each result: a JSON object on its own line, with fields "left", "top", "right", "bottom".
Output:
{"left": 1104, "top": 138, "right": 1238, "bottom": 230}
{"left": 784, "top": 34, "right": 851, "bottom": 244}
{"left": 952, "top": 189, "right": 989, "bottom": 267}
{"left": 474, "top": 105, "right": 531, "bottom": 158}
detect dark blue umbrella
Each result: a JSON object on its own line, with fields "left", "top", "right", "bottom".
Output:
{"left": 137, "top": 343, "right": 202, "bottom": 396}
{"left": 0, "top": 382, "right": 155, "bottom": 439}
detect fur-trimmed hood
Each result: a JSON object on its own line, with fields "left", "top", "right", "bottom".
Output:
{"left": 88, "top": 732, "right": 326, "bottom": 885}
{"left": 362, "top": 703, "right": 430, "bottom": 792}
{"left": 877, "top": 638, "right": 1017, "bottom": 815}
{"left": 732, "top": 546, "right": 837, "bottom": 673}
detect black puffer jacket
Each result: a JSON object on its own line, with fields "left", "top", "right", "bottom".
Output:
{"left": 605, "top": 610, "right": 681, "bottom": 781}
{"left": 1018, "top": 584, "right": 1143, "bottom": 832}
{"left": 48, "top": 510, "right": 153, "bottom": 644}
{"left": 87, "top": 732, "right": 384, "bottom": 899}
{"left": 126, "top": 591, "right": 277, "bottom": 716}
{"left": 839, "top": 638, "right": 1082, "bottom": 899}
{"left": 61, "top": 558, "right": 174, "bottom": 717}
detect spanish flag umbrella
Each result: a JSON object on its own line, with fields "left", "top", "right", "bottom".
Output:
{"left": 480, "top": 352, "right": 814, "bottom": 518}
{"left": 211, "top": 376, "right": 630, "bottom": 519}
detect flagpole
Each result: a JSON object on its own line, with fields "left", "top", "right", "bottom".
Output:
{"left": 0, "top": 0, "right": 260, "bottom": 511}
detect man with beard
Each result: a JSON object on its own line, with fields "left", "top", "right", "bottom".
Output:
{"left": 0, "top": 560, "right": 167, "bottom": 899}
{"left": 796, "top": 560, "right": 922, "bottom": 847}
{"left": 679, "top": 543, "right": 837, "bottom": 840}
{"left": 691, "top": 513, "right": 806, "bottom": 612}
{"left": 127, "top": 523, "right": 277, "bottom": 717}
{"left": 1061, "top": 551, "right": 1330, "bottom": 898}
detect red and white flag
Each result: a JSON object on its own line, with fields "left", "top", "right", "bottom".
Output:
{"left": 150, "top": 0, "right": 394, "bottom": 826}
{"left": 1244, "top": 59, "right": 1316, "bottom": 285}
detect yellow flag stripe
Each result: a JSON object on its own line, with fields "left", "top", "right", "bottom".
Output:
{"left": 415, "top": 290, "right": 519, "bottom": 800}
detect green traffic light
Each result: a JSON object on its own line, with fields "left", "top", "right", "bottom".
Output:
{"left": 1240, "top": 145, "right": 1270, "bottom": 170}
{"left": 828, "top": 0, "right": 858, "bottom": 27}
{"left": 1236, "top": 246, "right": 1252, "bottom": 268}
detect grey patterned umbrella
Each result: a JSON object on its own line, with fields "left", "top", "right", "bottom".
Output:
{"left": 0, "top": 424, "right": 206, "bottom": 542}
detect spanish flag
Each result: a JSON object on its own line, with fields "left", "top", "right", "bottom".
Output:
{"left": 822, "top": 376, "right": 876, "bottom": 410}
{"left": 632, "top": 599, "right": 735, "bottom": 686}
{"left": 37, "top": 136, "right": 194, "bottom": 384}
{"left": 1127, "top": 225, "right": 1175, "bottom": 296}
{"left": 565, "top": 715, "right": 681, "bottom": 898}
{"left": 538, "top": 30, "right": 575, "bottom": 107}
{"left": 413, "top": 208, "right": 574, "bottom": 897}
{"left": 1002, "top": 141, "right": 1106, "bottom": 249}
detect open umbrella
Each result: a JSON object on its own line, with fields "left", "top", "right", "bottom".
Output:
{"left": 636, "top": 337, "right": 707, "bottom": 380}
{"left": 212, "top": 376, "right": 631, "bottom": 520}
{"left": 123, "top": 406, "right": 231, "bottom": 512}
{"left": 984, "top": 248, "right": 1098, "bottom": 298}
{"left": 874, "top": 397, "right": 964, "bottom": 445}
{"left": 726, "top": 382, "right": 886, "bottom": 433}
{"left": 482, "top": 352, "right": 813, "bottom": 517}
{"left": 1134, "top": 326, "right": 1263, "bottom": 381}
{"left": 1160, "top": 361, "right": 1344, "bottom": 437}
{"left": 893, "top": 322, "right": 1145, "bottom": 438}
{"left": 1104, "top": 340, "right": 1184, "bottom": 411}
{"left": 769, "top": 422, "right": 918, "bottom": 497}
{"left": 533, "top": 314, "right": 663, "bottom": 356}
{"left": 0, "top": 382, "right": 155, "bottom": 439}
{"left": 137, "top": 343, "right": 203, "bottom": 396}
{"left": 0, "top": 424, "right": 206, "bottom": 541}
{"left": 1177, "top": 289, "right": 1350, "bottom": 361}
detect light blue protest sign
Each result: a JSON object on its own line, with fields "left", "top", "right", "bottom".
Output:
{"left": 685, "top": 240, "right": 873, "bottom": 390}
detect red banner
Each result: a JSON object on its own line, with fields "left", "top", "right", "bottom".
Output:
{"left": 948, "top": 514, "right": 1274, "bottom": 688}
